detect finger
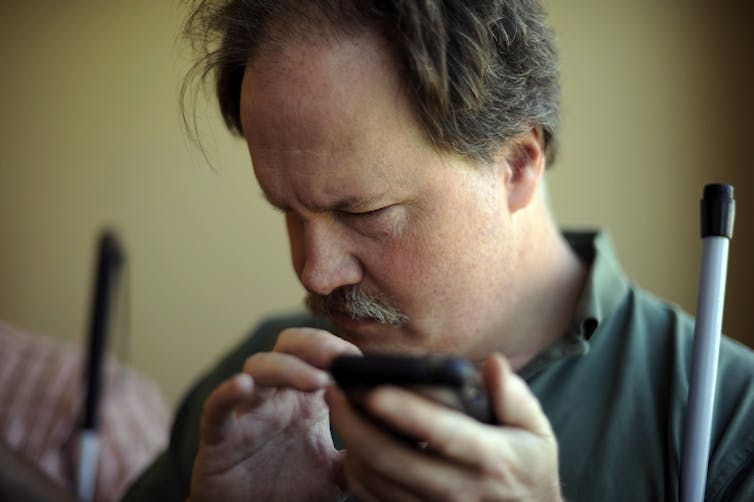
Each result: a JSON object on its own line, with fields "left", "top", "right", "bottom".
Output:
{"left": 343, "top": 453, "right": 425, "bottom": 502}
{"left": 342, "top": 464, "right": 381, "bottom": 502}
{"left": 484, "top": 353, "right": 552, "bottom": 435}
{"left": 332, "top": 449, "right": 348, "bottom": 492}
{"left": 327, "top": 386, "right": 468, "bottom": 500}
{"left": 274, "top": 328, "right": 362, "bottom": 368}
{"left": 331, "top": 387, "right": 428, "bottom": 501}
{"left": 342, "top": 456, "right": 381, "bottom": 502}
{"left": 364, "top": 386, "right": 498, "bottom": 468}
{"left": 200, "top": 373, "right": 254, "bottom": 446}
{"left": 243, "top": 352, "right": 330, "bottom": 390}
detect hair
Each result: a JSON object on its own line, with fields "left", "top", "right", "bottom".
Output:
{"left": 182, "top": 0, "right": 561, "bottom": 165}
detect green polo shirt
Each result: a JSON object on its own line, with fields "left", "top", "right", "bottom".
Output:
{"left": 124, "top": 232, "right": 754, "bottom": 501}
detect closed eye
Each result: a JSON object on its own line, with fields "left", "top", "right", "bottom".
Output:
{"left": 341, "top": 206, "right": 390, "bottom": 219}
{"left": 337, "top": 205, "right": 401, "bottom": 238}
{"left": 357, "top": 206, "right": 389, "bottom": 217}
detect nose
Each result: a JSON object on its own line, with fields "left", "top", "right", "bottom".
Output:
{"left": 287, "top": 213, "right": 363, "bottom": 296}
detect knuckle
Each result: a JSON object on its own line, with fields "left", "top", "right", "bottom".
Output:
{"left": 476, "top": 439, "right": 510, "bottom": 480}
{"left": 430, "top": 414, "right": 475, "bottom": 455}
{"left": 315, "top": 333, "right": 343, "bottom": 354}
{"left": 243, "top": 352, "right": 294, "bottom": 380}
{"left": 309, "top": 329, "right": 354, "bottom": 356}
{"left": 479, "top": 453, "right": 507, "bottom": 480}
{"left": 273, "top": 328, "right": 302, "bottom": 349}
{"left": 276, "top": 327, "right": 333, "bottom": 352}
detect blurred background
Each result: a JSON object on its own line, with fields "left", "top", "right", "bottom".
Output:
{"left": 1, "top": 1, "right": 752, "bottom": 406}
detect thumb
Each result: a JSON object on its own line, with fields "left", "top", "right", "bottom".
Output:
{"left": 483, "top": 353, "right": 552, "bottom": 436}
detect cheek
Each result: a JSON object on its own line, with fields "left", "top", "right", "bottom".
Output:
{"left": 368, "top": 200, "right": 501, "bottom": 301}
{"left": 364, "top": 219, "right": 458, "bottom": 299}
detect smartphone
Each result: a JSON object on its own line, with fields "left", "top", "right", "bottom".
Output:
{"left": 330, "top": 353, "right": 496, "bottom": 424}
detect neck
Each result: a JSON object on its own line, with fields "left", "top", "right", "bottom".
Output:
{"left": 498, "top": 195, "right": 588, "bottom": 371}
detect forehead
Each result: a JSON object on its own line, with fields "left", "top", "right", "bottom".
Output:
{"left": 238, "top": 32, "right": 439, "bottom": 206}
{"left": 241, "top": 32, "right": 417, "bottom": 147}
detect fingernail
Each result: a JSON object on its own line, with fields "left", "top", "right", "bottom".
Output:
{"left": 234, "top": 373, "right": 253, "bottom": 392}
{"left": 317, "top": 370, "right": 334, "bottom": 386}
{"left": 309, "top": 370, "right": 331, "bottom": 389}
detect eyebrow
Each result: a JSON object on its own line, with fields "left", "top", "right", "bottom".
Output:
{"left": 259, "top": 190, "right": 388, "bottom": 213}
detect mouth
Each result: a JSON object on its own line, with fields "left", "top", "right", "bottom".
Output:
{"left": 326, "top": 309, "right": 397, "bottom": 341}
{"left": 329, "top": 309, "right": 380, "bottom": 329}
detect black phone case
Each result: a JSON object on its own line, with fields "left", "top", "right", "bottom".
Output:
{"left": 331, "top": 354, "right": 496, "bottom": 424}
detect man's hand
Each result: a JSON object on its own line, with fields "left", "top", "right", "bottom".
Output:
{"left": 328, "top": 353, "right": 562, "bottom": 501}
{"left": 188, "top": 328, "right": 360, "bottom": 502}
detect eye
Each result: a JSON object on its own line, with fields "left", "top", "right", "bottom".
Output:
{"left": 338, "top": 205, "right": 401, "bottom": 237}
{"left": 356, "top": 207, "right": 388, "bottom": 218}
{"left": 338, "top": 206, "right": 395, "bottom": 231}
{"left": 342, "top": 206, "right": 390, "bottom": 220}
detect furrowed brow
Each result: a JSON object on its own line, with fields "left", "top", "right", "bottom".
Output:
{"left": 260, "top": 189, "right": 388, "bottom": 214}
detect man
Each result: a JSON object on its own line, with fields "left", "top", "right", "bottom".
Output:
{"left": 126, "top": 1, "right": 754, "bottom": 500}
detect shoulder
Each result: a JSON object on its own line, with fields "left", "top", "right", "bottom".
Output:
{"left": 610, "top": 286, "right": 754, "bottom": 412}
{"left": 545, "top": 284, "right": 754, "bottom": 500}
{"left": 622, "top": 286, "right": 754, "bottom": 388}
{"left": 615, "top": 287, "right": 754, "bottom": 501}
{"left": 587, "top": 285, "right": 694, "bottom": 383}
{"left": 620, "top": 286, "right": 694, "bottom": 344}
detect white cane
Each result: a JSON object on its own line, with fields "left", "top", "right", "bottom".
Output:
{"left": 78, "top": 231, "right": 124, "bottom": 501}
{"left": 681, "top": 184, "right": 735, "bottom": 502}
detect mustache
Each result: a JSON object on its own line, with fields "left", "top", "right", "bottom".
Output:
{"left": 305, "top": 285, "right": 408, "bottom": 327}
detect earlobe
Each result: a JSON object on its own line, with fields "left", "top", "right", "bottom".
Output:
{"left": 504, "top": 128, "right": 546, "bottom": 213}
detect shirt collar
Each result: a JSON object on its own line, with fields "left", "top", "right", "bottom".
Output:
{"left": 519, "top": 230, "right": 631, "bottom": 380}
{"left": 565, "top": 231, "right": 630, "bottom": 341}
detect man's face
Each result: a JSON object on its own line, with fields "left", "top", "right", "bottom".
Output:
{"left": 240, "top": 32, "right": 522, "bottom": 359}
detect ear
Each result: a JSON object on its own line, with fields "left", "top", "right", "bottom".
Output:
{"left": 502, "top": 128, "right": 546, "bottom": 213}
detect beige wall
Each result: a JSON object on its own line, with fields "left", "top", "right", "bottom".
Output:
{"left": 1, "top": 1, "right": 752, "bottom": 405}
{"left": 547, "top": 1, "right": 754, "bottom": 350}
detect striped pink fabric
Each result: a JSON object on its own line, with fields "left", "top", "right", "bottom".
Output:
{"left": 0, "top": 321, "right": 169, "bottom": 501}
